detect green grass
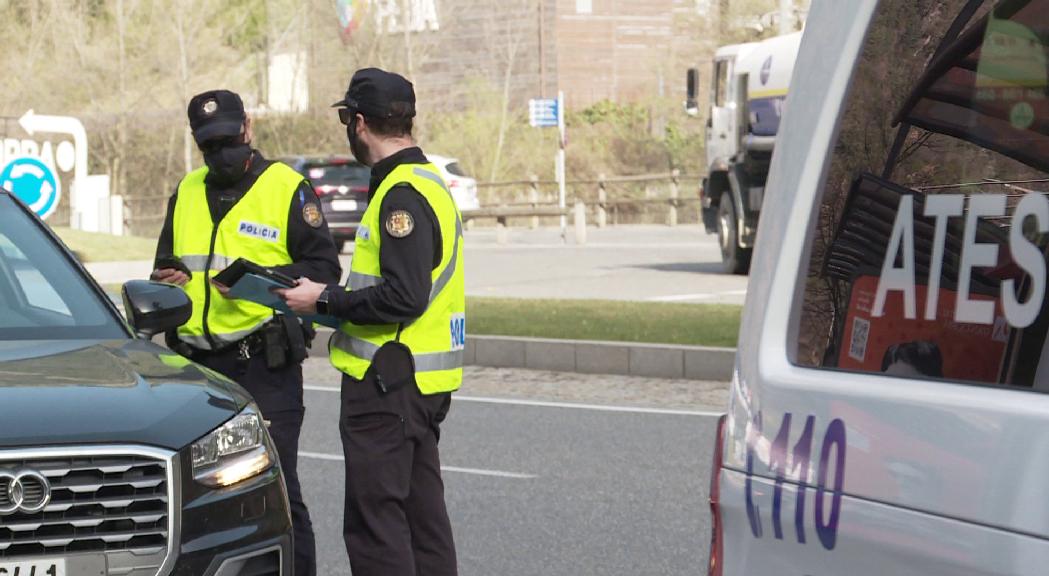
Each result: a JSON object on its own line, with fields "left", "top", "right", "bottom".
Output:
{"left": 51, "top": 227, "right": 157, "bottom": 263}
{"left": 468, "top": 297, "right": 742, "bottom": 347}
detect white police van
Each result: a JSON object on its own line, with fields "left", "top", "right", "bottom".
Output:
{"left": 710, "top": 0, "right": 1049, "bottom": 573}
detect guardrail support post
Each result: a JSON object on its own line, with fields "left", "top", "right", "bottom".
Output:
{"left": 529, "top": 175, "right": 540, "bottom": 229}
{"left": 574, "top": 201, "right": 587, "bottom": 245}
{"left": 496, "top": 216, "right": 509, "bottom": 244}
{"left": 668, "top": 169, "right": 680, "bottom": 227}
{"left": 597, "top": 174, "right": 607, "bottom": 228}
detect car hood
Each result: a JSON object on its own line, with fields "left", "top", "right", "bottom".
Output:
{"left": 0, "top": 339, "right": 250, "bottom": 450}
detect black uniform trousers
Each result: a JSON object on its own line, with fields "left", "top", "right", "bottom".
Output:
{"left": 340, "top": 372, "right": 458, "bottom": 576}
{"left": 191, "top": 346, "right": 317, "bottom": 576}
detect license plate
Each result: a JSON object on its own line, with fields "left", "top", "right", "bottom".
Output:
{"left": 0, "top": 558, "right": 66, "bottom": 575}
{"left": 331, "top": 200, "right": 359, "bottom": 212}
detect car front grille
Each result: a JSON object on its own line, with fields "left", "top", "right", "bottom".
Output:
{"left": 0, "top": 454, "right": 170, "bottom": 560}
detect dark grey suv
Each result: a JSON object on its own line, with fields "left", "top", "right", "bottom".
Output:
{"left": 0, "top": 190, "right": 292, "bottom": 575}
{"left": 281, "top": 156, "right": 370, "bottom": 252}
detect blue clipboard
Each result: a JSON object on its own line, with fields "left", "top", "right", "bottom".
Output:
{"left": 227, "top": 273, "right": 341, "bottom": 328}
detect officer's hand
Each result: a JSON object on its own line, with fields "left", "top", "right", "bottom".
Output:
{"left": 273, "top": 278, "right": 325, "bottom": 315}
{"left": 210, "top": 279, "right": 232, "bottom": 298}
{"left": 151, "top": 268, "right": 189, "bottom": 287}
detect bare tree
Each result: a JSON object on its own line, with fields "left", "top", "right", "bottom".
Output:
{"left": 486, "top": 0, "right": 532, "bottom": 183}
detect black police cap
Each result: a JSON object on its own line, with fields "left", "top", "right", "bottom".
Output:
{"left": 188, "top": 90, "right": 246, "bottom": 143}
{"left": 332, "top": 68, "right": 416, "bottom": 119}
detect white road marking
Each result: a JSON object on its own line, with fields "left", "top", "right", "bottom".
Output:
{"left": 302, "top": 385, "right": 723, "bottom": 417}
{"left": 441, "top": 466, "right": 537, "bottom": 479}
{"left": 647, "top": 290, "right": 748, "bottom": 303}
{"left": 299, "top": 451, "right": 536, "bottom": 479}
{"left": 464, "top": 243, "right": 720, "bottom": 250}
{"left": 455, "top": 395, "right": 724, "bottom": 417}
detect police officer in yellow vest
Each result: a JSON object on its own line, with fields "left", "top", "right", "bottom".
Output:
{"left": 151, "top": 89, "right": 341, "bottom": 576}
{"left": 276, "top": 69, "right": 462, "bottom": 576}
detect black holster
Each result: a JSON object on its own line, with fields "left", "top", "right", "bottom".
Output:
{"left": 261, "top": 314, "right": 311, "bottom": 370}
{"left": 369, "top": 341, "right": 416, "bottom": 395}
{"left": 263, "top": 320, "right": 288, "bottom": 370}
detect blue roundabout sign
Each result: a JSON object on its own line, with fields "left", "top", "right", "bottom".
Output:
{"left": 1, "top": 157, "right": 60, "bottom": 220}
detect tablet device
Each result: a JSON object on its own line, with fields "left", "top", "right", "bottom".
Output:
{"left": 213, "top": 258, "right": 297, "bottom": 289}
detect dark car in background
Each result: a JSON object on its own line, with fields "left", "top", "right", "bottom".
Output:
{"left": 0, "top": 189, "right": 293, "bottom": 575}
{"left": 281, "top": 156, "right": 370, "bottom": 252}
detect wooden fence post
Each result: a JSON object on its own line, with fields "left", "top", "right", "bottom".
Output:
{"left": 529, "top": 175, "right": 540, "bottom": 229}
{"left": 597, "top": 174, "right": 607, "bottom": 228}
{"left": 574, "top": 201, "right": 587, "bottom": 245}
{"left": 496, "top": 215, "right": 509, "bottom": 244}
{"left": 668, "top": 169, "right": 680, "bottom": 227}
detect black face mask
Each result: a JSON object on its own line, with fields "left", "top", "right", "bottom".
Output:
{"left": 203, "top": 142, "right": 252, "bottom": 185}
{"left": 347, "top": 119, "right": 371, "bottom": 166}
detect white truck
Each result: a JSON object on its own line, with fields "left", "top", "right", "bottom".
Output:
{"left": 687, "top": 31, "right": 802, "bottom": 274}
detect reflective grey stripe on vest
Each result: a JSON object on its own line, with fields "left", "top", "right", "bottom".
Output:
{"left": 330, "top": 331, "right": 463, "bottom": 372}
{"left": 179, "top": 322, "right": 268, "bottom": 351}
{"left": 348, "top": 271, "right": 384, "bottom": 290}
{"left": 176, "top": 334, "right": 213, "bottom": 350}
{"left": 429, "top": 216, "right": 462, "bottom": 302}
{"left": 411, "top": 167, "right": 463, "bottom": 302}
{"left": 179, "top": 254, "right": 233, "bottom": 272}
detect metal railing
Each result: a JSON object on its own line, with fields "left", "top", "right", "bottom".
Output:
{"left": 117, "top": 171, "right": 699, "bottom": 239}
{"left": 465, "top": 170, "right": 697, "bottom": 230}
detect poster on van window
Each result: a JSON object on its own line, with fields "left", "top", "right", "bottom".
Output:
{"left": 837, "top": 275, "right": 1010, "bottom": 383}
{"left": 903, "top": 7, "right": 1049, "bottom": 174}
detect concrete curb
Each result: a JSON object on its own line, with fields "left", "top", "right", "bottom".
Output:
{"left": 310, "top": 331, "right": 735, "bottom": 381}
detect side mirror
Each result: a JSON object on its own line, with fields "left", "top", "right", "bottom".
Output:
{"left": 122, "top": 280, "right": 192, "bottom": 339}
{"left": 685, "top": 68, "right": 700, "bottom": 117}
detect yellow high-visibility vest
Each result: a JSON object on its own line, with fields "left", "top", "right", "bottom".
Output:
{"left": 172, "top": 162, "right": 302, "bottom": 350}
{"left": 329, "top": 162, "right": 465, "bottom": 394}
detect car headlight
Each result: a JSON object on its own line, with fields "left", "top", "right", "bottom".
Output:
{"left": 191, "top": 405, "right": 274, "bottom": 488}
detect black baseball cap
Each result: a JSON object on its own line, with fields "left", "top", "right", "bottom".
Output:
{"left": 188, "top": 90, "right": 246, "bottom": 143}
{"left": 332, "top": 68, "right": 416, "bottom": 119}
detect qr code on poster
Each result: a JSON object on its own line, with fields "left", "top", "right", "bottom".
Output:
{"left": 849, "top": 317, "right": 870, "bottom": 362}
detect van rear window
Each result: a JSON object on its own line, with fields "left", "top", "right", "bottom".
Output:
{"left": 795, "top": 0, "right": 1049, "bottom": 387}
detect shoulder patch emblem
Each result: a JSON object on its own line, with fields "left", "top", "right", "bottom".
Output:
{"left": 386, "top": 210, "right": 415, "bottom": 238}
{"left": 303, "top": 203, "right": 324, "bottom": 228}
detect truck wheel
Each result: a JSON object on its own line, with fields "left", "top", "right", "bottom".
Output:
{"left": 717, "top": 191, "right": 751, "bottom": 275}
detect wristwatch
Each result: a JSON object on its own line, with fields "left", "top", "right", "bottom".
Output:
{"left": 316, "top": 289, "right": 331, "bottom": 316}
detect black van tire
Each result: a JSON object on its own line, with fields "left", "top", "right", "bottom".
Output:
{"left": 717, "top": 191, "right": 751, "bottom": 275}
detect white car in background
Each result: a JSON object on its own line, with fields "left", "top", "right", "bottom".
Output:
{"left": 427, "top": 154, "right": 480, "bottom": 212}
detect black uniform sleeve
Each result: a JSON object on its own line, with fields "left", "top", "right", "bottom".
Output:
{"left": 271, "top": 181, "right": 343, "bottom": 284}
{"left": 152, "top": 189, "right": 179, "bottom": 269}
{"left": 327, "top": 185, "right": 442, "bottom": 325}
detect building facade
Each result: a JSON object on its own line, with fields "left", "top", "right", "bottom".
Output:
{"left": 392, "top": 0, "right": 711, "bottom": 110}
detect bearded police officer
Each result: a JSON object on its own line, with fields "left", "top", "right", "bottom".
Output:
{"left": 151, "top": 89, "right": 340, "bottom": 576}
{"left": 276, "top": 68, "right": 463, "bottom": 576}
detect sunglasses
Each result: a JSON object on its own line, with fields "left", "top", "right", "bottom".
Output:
{"left": 338, "top": 108, "right": 358, "bottom": 126}
{"left": 198, "top": 135, "right": 242, "bottom": 154}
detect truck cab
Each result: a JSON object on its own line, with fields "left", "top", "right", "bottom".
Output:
{"left": 689, "top": 32, "right": 801, "bottom": 274}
